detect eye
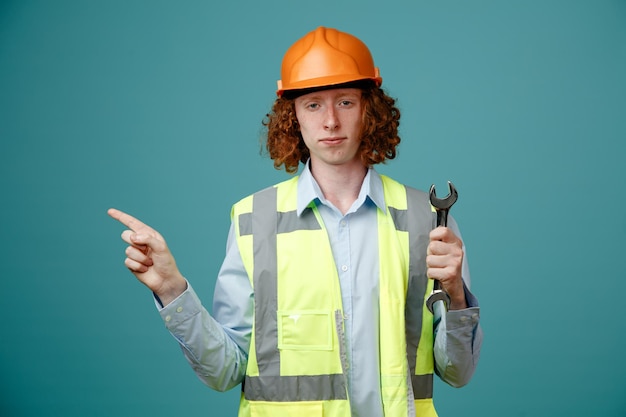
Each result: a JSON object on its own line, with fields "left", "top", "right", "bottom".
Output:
{"left": 306, "top": 102, "right": 320, "bottom": 110}
{"left": 339, "top": 99, "right": 355, "bottom": 107}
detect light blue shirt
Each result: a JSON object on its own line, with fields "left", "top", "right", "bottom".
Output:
{"left": 159, "top": 164, "right": 482, "bottom": 417}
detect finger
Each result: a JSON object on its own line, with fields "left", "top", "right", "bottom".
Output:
{"left": 428, "top": 240, "right": 441, "bottom": 255}
{"left": 428, "top": 240, "right": 463, "bottom": 257}
{"left": 426, "top": 253, "right": 451, "bottom": 269}
{"left": 120, "top": 230, "right": 151, "bottom": 256}
{"left": 427, "top": 247, "right": 463, "bottom": 279}
{"left": 124, "top": 257, "right": 150, "bottom": 273}
{"left": 429, "top": 226, "right": 461, "bottom": 244}
{"left": 427, "top": 263, "right": 450, "bottom": 280}
{"left": 121, "top": 229, "right": 168, "bottom": 255}
{"left": 125, "top": 245, "right": 154, "bottom": 266}
{"left": 427, "top": 261, "right": 461, "bottom": 280}
{"left": 121, "top": 230, "right": 141, "bottom": 246}
{"left": 427, "top": 252, "right": 461, "bottom": 273}
{"left": 108, "top": 208, "right": 155, "bottom": 234}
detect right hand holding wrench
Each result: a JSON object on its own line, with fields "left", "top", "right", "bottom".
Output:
{"left": 426, "top": 182, "right": 467, "bottom": 313}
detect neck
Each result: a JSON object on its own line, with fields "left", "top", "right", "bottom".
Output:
{"left": 310, "top": 160, "right": 368, "bottom": 215}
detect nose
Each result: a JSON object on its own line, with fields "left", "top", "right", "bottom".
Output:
{"left": 324, "top": 106, "right": 339, "bottom": 131}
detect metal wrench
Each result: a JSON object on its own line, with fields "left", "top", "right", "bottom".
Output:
{"left": 425, "top": 181, "right": 458, "bottom": 313}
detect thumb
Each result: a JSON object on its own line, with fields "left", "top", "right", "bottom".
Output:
{"left": 130, "top": 232, "right": 168, "bottom": 254}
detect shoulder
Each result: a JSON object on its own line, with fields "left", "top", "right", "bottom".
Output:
{"left": 379, "top": 174, "right": 430, "bottom": 206}
{"left": 231, "top": 177, "right": 299, "bottom": 216}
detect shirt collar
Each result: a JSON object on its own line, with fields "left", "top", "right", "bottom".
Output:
{"left": 296, "top": 160, "right": 387, "bottom": 216}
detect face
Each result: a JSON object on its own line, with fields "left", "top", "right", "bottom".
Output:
{"left": 294, "top": 88, "right": 364, "bottom": 170}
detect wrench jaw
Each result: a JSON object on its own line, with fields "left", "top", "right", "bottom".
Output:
{"left": 429, "top": 182, "right": 458, "bottom": 211}
{"left": 426, "top": 288, "right": 451, "bottom": 314}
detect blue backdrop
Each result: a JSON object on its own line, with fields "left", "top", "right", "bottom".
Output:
{"left": 1, "top": 1, "right": 625, "bottom": 416}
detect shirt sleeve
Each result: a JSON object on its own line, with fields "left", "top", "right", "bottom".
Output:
{"left": 432, "top": 215, "right": 483, "bottom": 387}
{"left": 156, "top": 223, "right": 253, "bottom": 392}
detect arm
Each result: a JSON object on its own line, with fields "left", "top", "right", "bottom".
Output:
{"left": 109, "top": 209, "right": 252, "bottom": 391}
{"left": 432, "top": 284, "right": 482, "bottom": 387}
{"left": 429, "top": 216, "right": 483, "bottom": 387}
{"left": 158, "top": 279, "right": 251, "bottom": 391}
{"left": 160, "top": 224, "right": 252, "bottom": 391}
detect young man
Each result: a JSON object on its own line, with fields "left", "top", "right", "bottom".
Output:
{"left": 109, "top": 26, "right": 482, "bottom": 417}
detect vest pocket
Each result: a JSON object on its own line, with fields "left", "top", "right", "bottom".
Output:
{"left": 277, "top": 310, "right": 333, "bottom": 351}
{"left": 249, "top": 401, "right": 323, "bottom": 417}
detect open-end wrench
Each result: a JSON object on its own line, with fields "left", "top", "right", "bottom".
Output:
{"left": 425, "top": 181, "right": 458, "bottom": 314}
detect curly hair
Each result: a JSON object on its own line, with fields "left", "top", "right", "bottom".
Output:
{"left": 262, "top": 83, "right": 401, "bottom": 174}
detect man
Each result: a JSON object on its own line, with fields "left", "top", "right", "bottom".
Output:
{"left": 109, "top": 26, "right": 482, "bottom": 417}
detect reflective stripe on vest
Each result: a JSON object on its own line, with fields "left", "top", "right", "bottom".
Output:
{"left": 232, "top": 175, "right": 437, "bottom": 416}
{"left": 235, "top": 178, "right": 347, "bottom": 408}
{"left": 380, "top": 175, "right": 436, "bottom": 417}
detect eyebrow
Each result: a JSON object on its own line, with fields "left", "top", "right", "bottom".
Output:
{"left": 299, "top": 92, "right": 361, "bottom": 102}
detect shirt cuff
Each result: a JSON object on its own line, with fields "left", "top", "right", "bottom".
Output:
{"left": 445, "top": 283, "right": 480, "bottom": 330}
{"left": 154, "top": 283, "right": 204, "bottom": 329}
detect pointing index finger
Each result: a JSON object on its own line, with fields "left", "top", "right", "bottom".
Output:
{"left": 107, "top": 208, "right": 153, "bottom": 233}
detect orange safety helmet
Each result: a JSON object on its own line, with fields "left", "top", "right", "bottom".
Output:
{"left": 277, "top": 26, "right": 382, "bottom": 97}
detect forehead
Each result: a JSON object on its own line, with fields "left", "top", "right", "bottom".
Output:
{"left": 294, "top": 87, "right": 362, "bottom": 102}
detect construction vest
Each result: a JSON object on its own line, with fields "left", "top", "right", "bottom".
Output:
{"left": 232, "top": 175, "right": 437, "bottom": 417}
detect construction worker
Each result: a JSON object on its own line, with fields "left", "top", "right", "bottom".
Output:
{"left": 109, "top": 26, "right": 482, "bottom": 417}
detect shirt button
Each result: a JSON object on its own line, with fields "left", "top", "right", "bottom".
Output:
{"left": 176, "top": 307, "right": 183, "bottom": 313}
{"left": 165, "top": 315, "right": 172, "bottom": 322}
{"left": 341, "top": 265, "right": 348, "bottom": 272}
{"left": 340, "top": 220, "right": 347, "bottom": 227}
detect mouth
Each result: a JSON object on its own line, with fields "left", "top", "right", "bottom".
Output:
{"left": 319, "top": 137, "right": 346, "bottom": 145}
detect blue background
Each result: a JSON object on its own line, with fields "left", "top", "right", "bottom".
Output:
{"left": 1, "top": 1, "right": 625, "bottom": 415}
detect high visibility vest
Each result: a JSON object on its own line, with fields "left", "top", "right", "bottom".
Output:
{"left": 231, "top": 175, "right": 437, "bottom": 417}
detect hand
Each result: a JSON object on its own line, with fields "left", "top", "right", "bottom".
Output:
{"left": 427, "top": 226, "right": 467, "bottom": 310}
{"left": 108, "top": 208, "right": 187, "bottom": 306}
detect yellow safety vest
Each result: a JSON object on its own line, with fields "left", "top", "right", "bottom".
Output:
{"left": 232, "top": 175, "right": 437, "bottom": 417}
